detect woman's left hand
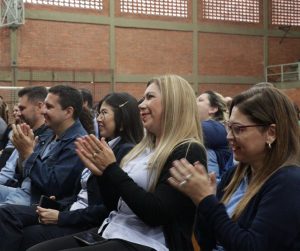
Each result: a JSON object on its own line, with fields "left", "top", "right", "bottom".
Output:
{"left": 75, "top": 135, "right": 116, "bottom": 176}
{"left": 168, "top": 159, "right": 216, "bottom": 205}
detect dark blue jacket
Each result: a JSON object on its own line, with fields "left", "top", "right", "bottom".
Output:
{"left": 195, "top": 165, "right": 300, "bottom": 251}
{"left": 202, "top": 120, "right": 232, "bottom": 174}
{"left": 23, "top": 120, "right": 87, "bottom": 204}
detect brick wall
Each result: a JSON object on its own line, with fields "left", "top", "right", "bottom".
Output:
{"left": 199, "top": 33, "right": 264, "bottom": 77}
{"left": 269, "top": 37, "right": 300, "bottom": 65}
{"left": 0, "top": 1, "right": 300, "bottom": 106}
{"left": 199, "top": 83, "right": 252, "bottom": 98}
{"left": 116, "top": 28, "right": 193, "bottom": 75}
{"left": 0, "top": 29, "right": 10, "bottom": 67}
{"left": 18, "top": 20, "right": 110, "bottom": 70}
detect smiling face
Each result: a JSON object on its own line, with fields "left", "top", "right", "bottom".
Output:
{"left": 138, "top": 82, "right": 163, "bottom": 139}
{"left": 43, "top": 93, "right": 70, "bottom": 132}
{"left": 227, "top": 106, "right": 271, "bottom": 169}
{"left": 13, "top": 104, "right": 22, "bottom": 124}
{"left": 97, "top": 102, "right": 116, "bottom": 139}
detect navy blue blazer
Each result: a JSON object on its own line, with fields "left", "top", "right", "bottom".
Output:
{"left": 195, "top": 165, "right": 300, "bottom": 251}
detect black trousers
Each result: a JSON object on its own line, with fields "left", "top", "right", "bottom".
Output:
{"left": 0, "top": 205, "right": 87, "bottom": 251}
{"left": 27, "top": 228, "right": 155, "bottom": 251}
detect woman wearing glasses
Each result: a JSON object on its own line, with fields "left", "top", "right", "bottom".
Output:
{"left": 169, "top": 87, "right": 300, "bottom": 251}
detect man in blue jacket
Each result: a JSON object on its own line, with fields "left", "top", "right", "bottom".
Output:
{"left": 22, "top": 85, "right": 87, "bottom": 204}
{"left": 5, "top": 85, "right": 87, "bottom": 205}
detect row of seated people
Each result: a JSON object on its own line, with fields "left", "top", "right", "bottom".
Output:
{"left": 0, "top": 86, "right": 86, "bottom": 206}
{"left": 0, "top": 77, "right": 205, "bottom": 251}
{"left": 0, "top": 76, "right": 299, "bottom": 251}
{"left": 0, "top": 88, "right": 98, "bottom": 170}
{"left": 0, "top": 103, "right": 22, "bottom": 169}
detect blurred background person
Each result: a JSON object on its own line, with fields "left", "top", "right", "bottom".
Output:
{"left": 80, "top": 88, "right": 99, "bottom": 137}
{"left": 0, "top": 104, "right": 22, "bottom": 169}
{"left": 196, "top": 90, "right": 233, "bottom": 181}
{"left": 0, "top": 97, "right": 8, "bottom": 146}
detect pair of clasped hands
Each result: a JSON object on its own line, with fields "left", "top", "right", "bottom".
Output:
{"left": 11, "top": 123, "right": 36, "bottom": 161}
{"left": 75, "top": 135, "right": 116, "bottom": 176}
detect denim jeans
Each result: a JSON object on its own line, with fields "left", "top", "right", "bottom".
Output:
{"left": 0, "top": 183, "right": 31, "bottom": 206}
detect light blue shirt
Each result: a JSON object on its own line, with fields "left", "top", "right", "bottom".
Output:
{"left": 214, "top": 177, "right": 248, "bottom": 251}
{"left": 226, "top": 176, "right": 248, "bottom": 217}
{"left": 207, "top": 149, "right": 220, "bottom": 181}
{"left": 0, "top": 149, "right": 19, "bottom": 185}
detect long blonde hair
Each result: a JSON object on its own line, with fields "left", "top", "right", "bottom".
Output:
{"left": 221, "top": 87, "right": 300, "bottom": 220}
{"left": 121, "top": 75, "right": 204, "bottom": 191}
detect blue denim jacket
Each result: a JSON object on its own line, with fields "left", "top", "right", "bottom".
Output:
{"left": 0, "top": 124, "right": 52, "bottom": 187}
{"left": 23, "top": 120, "right": 87, "bottom": 204}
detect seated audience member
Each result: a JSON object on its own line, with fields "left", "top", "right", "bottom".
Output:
{"left": 223, "top": 96, "right": 232, "bottom": 119}
{"left": 80, "top": 88, "right": 99, "bottom": 137}
{"left": 0, "top": 86, "right": 52, "bottom": 205}
{"left": 0, "top": 96, "right": 9, "bottom": 124}
{"left": 13, "top": 104, "right": 21, "bottom": 122}
{"left": 0, "top": 100, "right": 7, "bottom": 143}
{"left": 28, "top": 74, "right": 207, "bottom": 251}
{"left": 0, "top": 104, "right": 22, "bottom": 150}
{"left": 0, "top": 104, "right": 23, "bottom": 169}
{"left": 169, "top": 87, "right": 300, "bottom": 251}
{"left": 79, "top": 106, "right": 95, "bottom": 136}
{"left": 0, "top": 92, "right": 144, "bottom": 251}
{"left": 197, "top": 90, "right": 232, "bottom": 180}
{"left": 3, "top": 85, "right": 87, "bottom": 206}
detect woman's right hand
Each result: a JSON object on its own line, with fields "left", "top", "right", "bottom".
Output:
{"left": 168, "top": 159, "right": 217, "bottom": 205}
{"left": 75, "top": 135, "right": 116, "bottom": 176}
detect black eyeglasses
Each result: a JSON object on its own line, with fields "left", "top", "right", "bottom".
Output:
{"left": 224, "top": 122, "right": 268, "bottom": 136}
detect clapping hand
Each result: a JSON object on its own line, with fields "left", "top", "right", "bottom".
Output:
{"left": 168, "top": 159, "right": 217, "bottom": 205}
{"left": 75, "top": 135, "right": 116, "bottom": 176}
{"left": 11, "top": 123, "right": 36, "bottom": 161}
